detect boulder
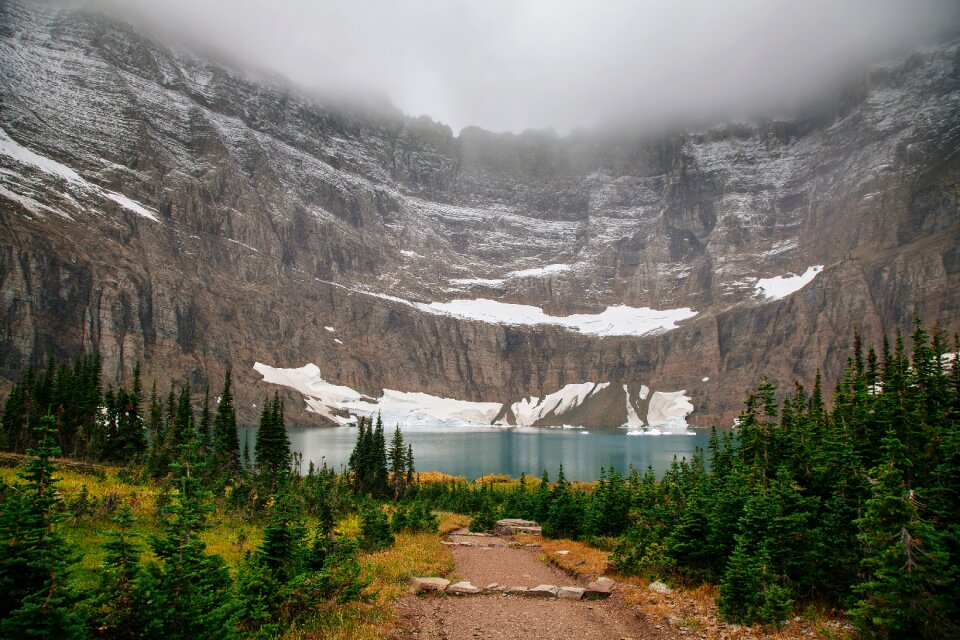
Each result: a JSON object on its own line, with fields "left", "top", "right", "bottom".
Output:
{"left": 410, "top": 577, "right": 450, "bottom": 593}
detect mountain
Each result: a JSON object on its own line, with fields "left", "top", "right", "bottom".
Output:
{"left": 1, "top": 0, "right": 958, "bottom": 428}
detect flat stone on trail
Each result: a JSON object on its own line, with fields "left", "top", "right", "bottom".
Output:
{"left": 558, "top": 586, "right": 585, "bottom": 600}
{"left": 446, "top": 581, "right": 481, "bottom": 595}
{"left": 505, "top": 585, "right": 528, "bottom": 595}
{"left": 484, "top": 583, "right": 502, "bottom": 592}
{"left": 595, "top": 577, "right": 615, "bottom": 586}
{"left": 524, "top": 584, "right": 560, "bottom": 598}
{"left": 648, "top": 580, "right": 672, "bottom": 594}
{"left": 410, "top": 577, "right": 450, "bottom": 593}
{"left": 554, "top": 550, "right": 570, "bottom": 555}
{"left": 583, "top": 580, "right": 613, "bottom": 600}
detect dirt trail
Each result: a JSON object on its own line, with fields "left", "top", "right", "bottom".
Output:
{"left": 393, "top": 529, "right": 675, "bottom": 640}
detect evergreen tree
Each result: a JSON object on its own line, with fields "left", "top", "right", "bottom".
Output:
{"left": 136, "top": 443, "right": 236, "bottom": 640}
{"left": 850, "top": 432, "right": 956, "bottom": 639}
{"left": 89, "top": 506, "right": 143, "bottom": 639}
{"left": 254, "top": 392, "right": 292, "bottom": 490}
{"left": 388, "top": 424, "right": 407, "bottom": 498}
{"left": 0, "top": 414, "right": 84, "bottom": 639}
{"left": 213, "top": 371, "right": 240, "bottom": 476}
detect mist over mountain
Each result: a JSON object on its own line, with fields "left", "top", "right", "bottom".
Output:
{"left": 0, "top": 0, "right": 958, "bottom": 428}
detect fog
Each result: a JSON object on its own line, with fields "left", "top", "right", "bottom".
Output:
{"left": 85, "top": 0, "right": 960, "bottom": 134}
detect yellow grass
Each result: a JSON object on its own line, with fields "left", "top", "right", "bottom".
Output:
{"left": 539, "top": 537, "right": 610, "bottom": 578}
{"left": 437, "top": 511, "right": 471, "bottom": 535}
{"left": 413, "top": 470, "right": 465, "bottom": 484}
{"left": 473, "top": 473, "right": 512, "bottom": 484}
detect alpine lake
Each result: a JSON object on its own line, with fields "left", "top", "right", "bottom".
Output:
{"left": 242, "top": 423, "right": 713, "bottom": 481}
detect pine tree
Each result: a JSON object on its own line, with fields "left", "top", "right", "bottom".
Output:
{"left": 254, "top": 392, "right": 292, "bottom": 490}
{"left": 90, "top": 506, "right": 143, "bottom": 639}
{"left": 0, "top": 414, "right": 84, "bottom": 639}
{"left": 850, "top": 432, "right": 956, "bottom": 639}
{"left": 213, "top": 371, "right": 240, "bottom": 476}
{"left": 136, "top": 443, "right": 236, "bottom": 640}
{"left": 388, "top": 424, "right": 407, "bottom": 498}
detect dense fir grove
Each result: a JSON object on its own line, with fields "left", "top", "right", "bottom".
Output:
{"left": 410, "top": 320, "right": 960, "bottom": 636}
{"left": 0, "top": 319, "right": 958, "bottom": 637}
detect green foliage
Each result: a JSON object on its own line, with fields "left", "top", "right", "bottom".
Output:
{"left": 468, "top": 491, "right": 499, "bottom": 533}
{"left": 391, "top": 500, "right": 439, "bottom": 533}
{"left": 358, "top": 502, "right": 394, "bottom": 552}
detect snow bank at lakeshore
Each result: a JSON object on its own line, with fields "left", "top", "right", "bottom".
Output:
{"left": 253, "top": 362, "right": 500, "bottom": 427}
{"left": 755, "top": 265, "right": 823, "bottom": 300}
{"left": 255, "top": 362, "right": 697, "bottom": 432}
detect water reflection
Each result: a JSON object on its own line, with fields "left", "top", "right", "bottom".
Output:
{"left": 242, "top": 424, "right": 712, "bottom": 481}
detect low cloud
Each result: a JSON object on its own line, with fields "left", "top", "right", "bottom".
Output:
{"left": 86, "top": 0, "right": 960, "bottom": 133}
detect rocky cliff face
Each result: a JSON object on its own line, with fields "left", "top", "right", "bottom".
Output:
{"left": 0, "top": 0, "right": 958, "bottom": 427}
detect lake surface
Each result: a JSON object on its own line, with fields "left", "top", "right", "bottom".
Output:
{"left": 242, "top": 424, "right": 712, "bottom": 481}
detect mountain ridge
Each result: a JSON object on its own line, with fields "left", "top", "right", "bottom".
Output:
{"left": 0, "top": 0, "right": 958, "bottom": 427}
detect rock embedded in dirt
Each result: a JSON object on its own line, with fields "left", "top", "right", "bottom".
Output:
{"left": 583, "top": 580, "right": 613, "bottom": 600}
{"left": 410, "top": 577, "right": 450, "bottom": 593}
{"left": 447, "top": 581, "right": 481, "bottom": 595}
{"left": 505, "top": 586, "right": 529, "bottom": 595}
{"left": 525, "top": 584, "right": 560, "bottom": 598}
{"left": 648, "top": 581, "right": 672, "bottom": 594}
{"left": 558, "top": 586, "right": 585, "bottom": 600}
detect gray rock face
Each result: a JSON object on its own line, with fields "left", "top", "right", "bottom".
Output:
{"left": 0, "top": 0, "right": 958, "bottom": 425}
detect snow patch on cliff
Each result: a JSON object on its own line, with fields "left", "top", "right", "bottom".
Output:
{"left": 0, "top": 127, "right": 159, "bottom": 221}
{"left": 755, "top": 265, "right": 823, "bottom": 300}
{"left": 647, "top": 390, "right": 695, "bottom": 428}
{"left": 421, "top": 299, "right": 697, "bottom": 337}
{"left": 508, "top": 263, "right": 571, "bottom": 278}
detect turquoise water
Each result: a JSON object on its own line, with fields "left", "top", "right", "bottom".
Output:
{"left": 242, "top": 424, "right": 712, "bottom": 481}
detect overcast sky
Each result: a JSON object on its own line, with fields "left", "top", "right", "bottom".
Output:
{"left": 87, "top": 0, "right": 960, "bottom": 134}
